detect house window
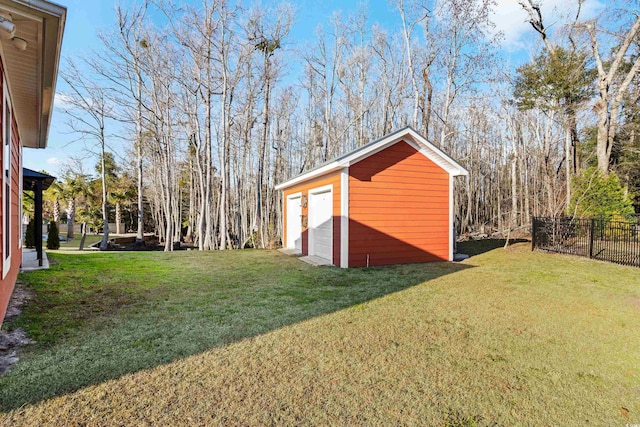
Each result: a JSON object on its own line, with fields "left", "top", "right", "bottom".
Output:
{"left": 2, "top": 78, "right": 11, "bottom": 278}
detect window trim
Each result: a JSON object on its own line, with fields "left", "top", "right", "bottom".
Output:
{"left": 18, "top": 144, "right": 21, "bottom": 250}
{"left": 2, "top": 75, "right": 11, "bottom": 278}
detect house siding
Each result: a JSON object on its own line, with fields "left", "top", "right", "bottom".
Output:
{"left": 0, "top": 56, "right": 23, "bottom": 324}
{"left": 348, "top": 140, "right": 449, "bottom": 267}
{"left": 282, "top": 171, "right": 341, "bottom": 266}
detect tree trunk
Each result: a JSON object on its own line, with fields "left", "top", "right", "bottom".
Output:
{"left": 257, "top": 52, "right": 271, "bottom": 249}
{"left": 67, "top": 199, "right": 75, "bottom": 239}
{"left": 219, "top": 67, "right": 230, "bottom": 250}
{"left": 564, "top": 123, "right": 572, "bottom": 209}
{"left": 398, "top": 0, "right": 420, "bottom": 129}
{"left": 79, "top": 222, "right": 88, "bottom": 251}
{"left": 587, "top": 15, "right": 640, "bottom": 174}
{"left": 115, "top": 202, "right": 122, "bottom": 235}
{"left": 53, "top": 199, "right": 60, "bottom": 225}
{"left": 595, "top": 96, "right": 610, "bottom": 174}
{"left": 422, "top": 68, "right": 433, "bottom": 138}
{"left": 511, "top": 154, "right": 518, "bottom": 231}
{"left": 99, "top": 128, "right": 110, "bottom": 251}
{"left": 136, "top": 71, "right": 144, "bottom": 246}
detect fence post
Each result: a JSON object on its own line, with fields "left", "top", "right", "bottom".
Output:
{"left": 531, "top": 217, "right": 537, "bottom": 251}
{"left": 588, "top": 218, "right": 595, "bottom": 259}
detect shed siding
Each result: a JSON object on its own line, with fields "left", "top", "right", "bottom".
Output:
{"left": 0, "top": 56, "right": 23, "bottom": 324}
{"left": 348, "top": 140, "right": 449, "bottom": 267}
{"left": 282, "top": 171, "right": 341, "bottom": 266}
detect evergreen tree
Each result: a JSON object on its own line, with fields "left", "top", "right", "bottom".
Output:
{"left": 514, "top": 47, "right": 595, "bottom": 206}
{"left": 25, "top": 218, "right": 35, "bottom": 248}
{"left": 513, "top": 48, "right": 593, "bottom": 113}
{"left": 568, "top": 167, "right": 636, "bottom": 219}
{"left": 47, "top": 220, "right": 60, "bottom": 250}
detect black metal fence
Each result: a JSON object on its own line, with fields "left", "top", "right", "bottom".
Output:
{"left": 532, "top": 216, "right": 640, "bottom": 267}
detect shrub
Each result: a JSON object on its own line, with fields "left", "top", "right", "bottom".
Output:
{"left": 24, "top": 218, "right": 35, "bottom": 248}
{"left": 47, "top": 221, "right": 60, "bottom": 250}
{"left": 569, "top": 168, "right": 635, "bottom": 220}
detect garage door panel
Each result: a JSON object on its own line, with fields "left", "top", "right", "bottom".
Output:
{"left": 309, "top": 189, "right": 333, "bottom": 261}
{"left": 314, "top": 219, "right": 332, "bottom": 257}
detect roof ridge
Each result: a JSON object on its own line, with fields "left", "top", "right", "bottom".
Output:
{"left": 276, "top": 127, "right": 467, "bottom": 191}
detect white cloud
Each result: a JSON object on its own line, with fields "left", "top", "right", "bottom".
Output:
{"left": 53, "top": 93, "right": 72, "bottom": 109}
{"left": 489, "top": 0, "right": 605, "bottom": 51}
{"left": 46, "top": 157, "right": 61, "bottom": 165}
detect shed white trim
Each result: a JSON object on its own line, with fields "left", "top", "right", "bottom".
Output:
{"left": 449, "top": 174, "right": 454, "bottom": 262}
{"left": 285, "top": 192, "right": 302, "bottom": 252}
{"left": 340, "top": 168, "right": 349, "bottom": 268}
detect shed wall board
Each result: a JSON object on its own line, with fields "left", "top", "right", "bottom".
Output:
{"left": 348, "top": 140, "right": 449, "bottom": 267}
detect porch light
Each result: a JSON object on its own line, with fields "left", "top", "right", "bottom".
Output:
{"left": 0, "top": 13, "right": 15, "bottom": 39}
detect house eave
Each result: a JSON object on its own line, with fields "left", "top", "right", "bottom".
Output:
{"left": 0, "top": 0, "right": 66, "bottom": 149}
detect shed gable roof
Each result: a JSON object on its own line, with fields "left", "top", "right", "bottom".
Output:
{"left": 276, "top": 127, "right": 468, "bottom": 191}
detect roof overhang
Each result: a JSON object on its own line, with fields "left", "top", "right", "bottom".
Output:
{"left": 276, "top": 127, "right": 469, "bottom": 191}
{"left": 23, "top": 166, "right": 55, "bottom": 190}
{"left": 0, "top": 0, "right": 66, "bottom": 149}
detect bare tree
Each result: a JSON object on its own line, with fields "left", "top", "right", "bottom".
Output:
{"left": 397, "top": 0, "right": 422, "bottom": 129}
{"left": 60, "top": 60, "right": 112, "bottom": 250}
{"left": 585, "top": 13, "right": 640, "bottom": 173}
{"left": 54, "top": 0, "right": 638, "bottom": 251}
{"left": 246, "top": 3, "right": 294, "bottom": 248}
{"left": 93, "top": 3, "right": 150, "bottom": 246}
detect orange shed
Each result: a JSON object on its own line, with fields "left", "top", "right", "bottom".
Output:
{"left": 275, "top": 127, "right": 468, "bottom": 268}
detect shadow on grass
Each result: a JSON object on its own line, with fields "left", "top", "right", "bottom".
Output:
{"left": 457, "top": 239, "right": 530, "bottom": 257}
{"left": 0, "top": 250, "right": 473, "bottom": 411}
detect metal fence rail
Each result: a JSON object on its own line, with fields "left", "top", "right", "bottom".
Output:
{"left": 532, "top": 216, "right": 640, "bottom": 268}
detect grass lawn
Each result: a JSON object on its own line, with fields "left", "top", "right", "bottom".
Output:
{"left": 1, "top": 243, "right": 639, "bottom": 425}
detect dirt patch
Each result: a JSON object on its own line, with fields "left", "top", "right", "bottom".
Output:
{"left": 3, "top": 282, "right": 32, "bottom": 321}
{"left": 628, "top": 297, "right": 640, "bottom": 311}
{"left": 0, "top": 282, "right": 35, "bottom": 375}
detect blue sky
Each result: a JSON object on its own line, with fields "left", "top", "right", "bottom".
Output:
{"left": 23, "top": 0, "right": 605, "bottom": 177}
{"left": 24, "top": 0, "right": 119, "bottom": 177}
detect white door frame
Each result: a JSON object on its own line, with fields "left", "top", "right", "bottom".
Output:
{"left": 285, "top": 192, "right": 302, "bottom": 251}
{"left": 308, "top": 184, "right": 333, "bottom": 261}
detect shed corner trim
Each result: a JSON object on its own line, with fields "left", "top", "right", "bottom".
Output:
{"left": 340, "top": 167, "right": 349, "bottom": 268}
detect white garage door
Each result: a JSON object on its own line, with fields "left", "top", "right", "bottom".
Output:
{"left": 309, "top": 188, "right": 333, "bottom": 261}
{"left": 286, "top": 195, "right": 302, "bottom": 252}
